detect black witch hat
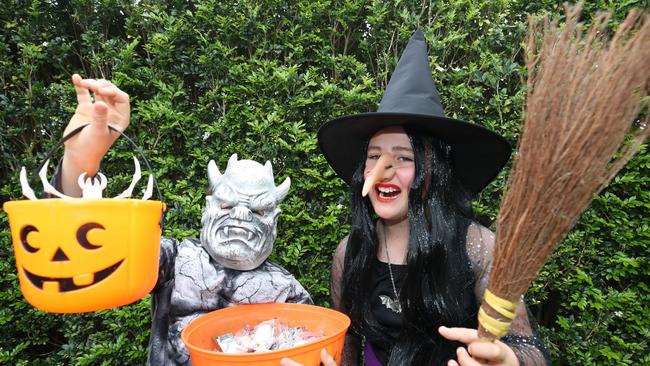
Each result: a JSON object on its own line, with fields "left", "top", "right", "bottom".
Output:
{"left": 317, "top": 29, "right": 511, "bottom": 193}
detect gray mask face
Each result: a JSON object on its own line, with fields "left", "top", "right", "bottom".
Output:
{"left": 200, "top": 154, "right": 290, "bottom": 270}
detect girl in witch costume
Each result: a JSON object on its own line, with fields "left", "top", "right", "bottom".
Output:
{"left": 312, "top": 30, "right": 550, "bottom": 366}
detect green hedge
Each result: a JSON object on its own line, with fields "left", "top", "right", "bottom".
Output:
{"left": 1, "top": 0, "right": 647, "bottom": 364}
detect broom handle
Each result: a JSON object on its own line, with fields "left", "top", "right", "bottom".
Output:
{"left": 477, "top": 288, "right": 519, "bottom": 341}
{"left": 477, "top": 302, "right": 498, "bottom": 341}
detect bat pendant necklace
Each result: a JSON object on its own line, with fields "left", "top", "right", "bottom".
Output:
{"left": 380, "top": 225, "right": 402, "bottom": 314}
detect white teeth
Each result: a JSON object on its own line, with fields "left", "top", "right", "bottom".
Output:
{"left": 73, "top": 273, "right": 93, "bottom": 286}
{"left": 219, "top": 226, "right": 254, "bottom": 241}
{"left": 377, "top": 187, "right": 399, "bottom": 193}
{"left": 377, "top": 186, "right": 400, "bottom": 199}
{"left": 43, "top": 281, "right": 60, "bottom": 293}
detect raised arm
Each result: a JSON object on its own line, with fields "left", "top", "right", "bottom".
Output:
{"left": 461, "top": 223, "right": 550, "bottom": 365}
{"left": 60, "top": 74, "right": 130, "bottom": 196}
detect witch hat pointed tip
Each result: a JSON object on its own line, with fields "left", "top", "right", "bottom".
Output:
{"left": 408, "top": 29, "right": 426, "bottom": 49}
{"left": 377, "top": 26, "right": 439, "bottom": 115}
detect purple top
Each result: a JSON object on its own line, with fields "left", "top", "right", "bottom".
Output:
{"left": 364, "top": 341, "right": 383, "bottom": 366}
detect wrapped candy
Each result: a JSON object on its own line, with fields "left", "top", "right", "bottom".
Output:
{"left": 216, "top": 318, "right": 323, "bottom": 354}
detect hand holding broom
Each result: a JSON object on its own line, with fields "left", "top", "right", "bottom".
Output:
{"left": 478, "top": 4, "right": 650, "bottom": 341}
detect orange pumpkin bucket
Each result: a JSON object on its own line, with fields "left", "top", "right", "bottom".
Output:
{"left": 2, "top": 124, "right": 166, "bottom": 313}
{"left": 4, "top": 199, "right": 164, "bottom": 313}
{"left": 181, "top": 303, "right": 351, "bottom": 366}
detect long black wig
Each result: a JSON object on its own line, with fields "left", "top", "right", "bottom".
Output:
{"left": 341, "top": 125, "right": 480, "bottom": 365}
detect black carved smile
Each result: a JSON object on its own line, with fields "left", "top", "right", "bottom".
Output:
{"left": 23, "top": 260, "right": 124, "bottom": 292}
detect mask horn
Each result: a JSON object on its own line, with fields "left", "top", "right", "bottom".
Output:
{"left": 207, "top": 159, "right": 222, "bottom": 190}
{"left": 264, "top": 160, "right": 273, "bottom": 178}
{"left": 226, "top": 153, "right": 238, "bottom": 170}
{"left": 274, "top": 177, "right": 291, "bottom": 203}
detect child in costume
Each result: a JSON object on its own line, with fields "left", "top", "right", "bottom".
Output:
{"left": 55, "top": 75, "right": 312, "bottom": 365}
{"left": 314, "top": 30, "right": 550, "bottom": 365}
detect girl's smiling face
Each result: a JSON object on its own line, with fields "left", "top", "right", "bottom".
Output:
{"left": 364, "top": 126, "right": 415, "bottom": 224}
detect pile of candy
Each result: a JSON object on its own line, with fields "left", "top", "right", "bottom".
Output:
{"left": 215, "top": 318, "right": 323, "bottom": 354}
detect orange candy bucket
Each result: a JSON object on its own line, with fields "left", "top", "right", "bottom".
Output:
{"left": 3, "top": 123, "right": 166, "bottom": 313}
{"left": 181, "top": 303, "right": 351, "bottom": 366}
{"left": 3, "top": 198, "right": 165, "bottom": 313}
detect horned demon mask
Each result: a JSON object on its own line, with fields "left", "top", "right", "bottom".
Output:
{"left": 200, "top": 154, "right": 290, "bottom": 271}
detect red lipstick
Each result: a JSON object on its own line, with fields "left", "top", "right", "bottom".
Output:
{"left": 375, "top": 183, "right": 401, "bottom": 203}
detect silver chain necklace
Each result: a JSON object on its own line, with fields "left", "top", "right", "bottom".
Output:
{"left": 379, "top": 224, "right": 402, "bottom": 314}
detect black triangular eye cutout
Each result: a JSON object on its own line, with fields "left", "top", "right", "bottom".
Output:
{"left": 52, "top": 248, "right": 69, "bottom": 262}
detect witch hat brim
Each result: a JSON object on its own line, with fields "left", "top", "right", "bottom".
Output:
{"left": 317, "top": 29, "right": 511, "bottom": 193}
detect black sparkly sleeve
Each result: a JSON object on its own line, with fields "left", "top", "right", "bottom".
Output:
{"left": 466, "top": 223, "right": 551, "bottom": 365}
{"left": 331, "top": 236, "right": 361, "bottom": 366}
{"left": 501, "top": 334, "right": 550, "bottom": 366}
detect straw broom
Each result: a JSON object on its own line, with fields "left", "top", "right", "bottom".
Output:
{"left": 477, "top": 5, "right": 650, "bottom": 340}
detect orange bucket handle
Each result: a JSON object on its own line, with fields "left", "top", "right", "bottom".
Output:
{"left": 27, "top": 123, "right": 166, "bottom": 227}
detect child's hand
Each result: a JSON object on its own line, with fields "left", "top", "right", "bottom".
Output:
{"left": 61, "top": 74, "right": 130, "bottom": 195}
{"left": 439, "top": 326, "right": 519, "bottom": 366}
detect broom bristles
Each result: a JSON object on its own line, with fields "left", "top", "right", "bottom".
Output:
{"left": 478, "top": 5, "right": 650, "bottom": 339}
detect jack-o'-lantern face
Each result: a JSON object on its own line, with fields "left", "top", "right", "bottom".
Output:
{"left": 19, "top": 222, "right": 123, "bottom": 293}
{"left": 4, "top": 199, "right": 164, "bottom": 313}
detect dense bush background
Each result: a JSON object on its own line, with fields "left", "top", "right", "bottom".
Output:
{"left": 1, "top": 0, "right": 647, "bottom": 364}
